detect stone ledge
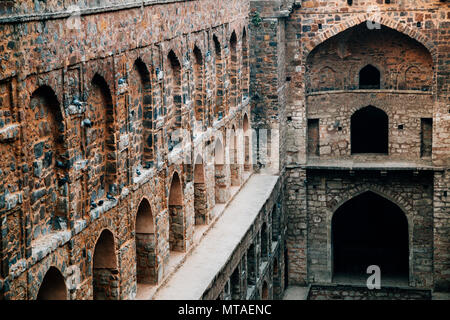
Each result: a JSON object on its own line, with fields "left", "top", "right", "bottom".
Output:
{"left": 306, "top": 89, "right": 433, "bottom": 96}
{"left": 0, "top": 124, "right": 19, "bottom": 142}
{"left": 31, "top": 230, "right": 72, "bottom": 265}
{"left": 0, "top": 1, "right": 195, "bottom": 24}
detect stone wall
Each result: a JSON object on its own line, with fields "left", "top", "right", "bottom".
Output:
{"left": 308, "top": 284, "right": 432, "bottom": 300}
{"left": 276, "top": 0, "right": 450, "bottom": 292}
{"left": 0, "top": 0, "right": 268, "bottom": 300}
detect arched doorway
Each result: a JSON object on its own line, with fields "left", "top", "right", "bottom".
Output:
{"left": 194, "top": 155, "right": 207, "bottom": 225}
{"left": 135, "top": 198, "right": 156, "bottom": 284}
{"left": 243, "top": 114, "right": 251, "bottom": 172}
{"left": 230, "top": 125, "right": 239, "bottom": 186}
{"left": 93, "top": 229, "right": 119, "bottom": 300}
{"left": 351, "top": 106, "right": 388, "bottom": 154}
{"left": 332, "top": 191, "right": 409, "bottom": 285}
{"left": 169, "top": 172, "right": 185, "bottom": 252}
{"left": 37, "top": 267, "right": 67, "bottom": 300}
{"left": 214, "top": 139, "right": 227, "bottom": 204}
{"left": 229, "top": 31, "right": 238, "bottom": 110}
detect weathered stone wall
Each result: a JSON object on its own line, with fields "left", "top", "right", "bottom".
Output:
{"left": 305, "top": 170, "right": 434, "bottom": 288}
{"left": 277, "top": 0, "right": 450, "bottom": 293}
{"left": 308, "top": 284, "right": 432, "bottom": 300}
{"left": 0, "top": 0, "right": 265, "bottom": 300}
{"left": 306, "top": 91, "right": 434, "bottom": 160}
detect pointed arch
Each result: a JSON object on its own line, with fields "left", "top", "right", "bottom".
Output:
{"left": 242, "top": 27, "right": 249, "bottom": 99}
{"left": 214, "top": 138, "right": 228, "bottom": 204}
{"left": 261, "top": 222, "right": 269, "bottom": 261}
{"left": 37, "top": 267, "right": 67, "bottom": 300}
{"left": 89, "top": 74, "right": 117, "bottom": 202}
{"left": 93, "top": 229, "right": 119, "bottom": 300}
{"left": 135, "top": 198, "right": 157, "bottom": 284}
{"left": 213, "top": 34, "right": 224, "bottom": 120}
{"left": 169, "top": 171, "right": 185, "bottom": 252}
{"left": 133, "top": 58, "right": 154, "bottom": 168}
{"left": 230, "top": 124, "right": 240, "bottom": 186}
{"left": 303, "top": 18, "right": 437, "bottom": 64}
{"left": 168, "top": 50, "right": 182, "bottom": 151}
{"left": 243, "top": 113, "right": 251, "bottom": 171}
{"left": 193, "top": 46, "right": 205, "bottom": 124}
{"left": 29, "top": 85, "right": 68, "bottom": 239}
{"left": 359, "top": 64, "right": 380, "bottom": 89}
{"left": 229, "top": 31, "right": 238, "bottom": 110}
{"left": 194, "top": 154, "right": 207, "bottom": 225}
{"left": 331, "top": 191, "right": 409, "bottom": 283}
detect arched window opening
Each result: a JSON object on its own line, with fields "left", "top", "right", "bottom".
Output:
{"left": 89, "top": 74, "right": 117, "bottom": 203}
{"left": 359, "top": 65, "right": 380, "bottom": 89}
{"left": 242, "top": 28, "right": 249, "bottom": 99}
{"left": 194, "top": 155, "right": 207, "bottom": 225}
{"left": 133, "top": 58, "right": 154, "bottom": 169}
{"left": 169, "top": 172, "right": 185, "bottom": 252}
{"left": 271, "top": 204, "right": 280, "bottom": 239}
{"left": 351, "top": 106, "right": 388, "bottom": 154}
{"left": 214, "top": 138, "right": 227, "bottom": 204}
{"left": 37, "top": 267, "right": 67, "bottom": 300}
{"left": 247, "top": 243, "right": 256, "bottom": 286}
{"left": 193, "top": 46, "right": 204, "bottom": 125}
{"left": 213, "top": 35, "right": 224, "bottom": 120}
{"left": 332, "top": 192, "right": 409, "bottom": 285}
{"left": 261, "top": 223, "right": 269, "bottom": 261}
{"left": 229, "top": 32, "right": 238, "bottom": 110}
{"left": 29, "top": 86, "right": 68, "bottom": 237}
{"left": 230, "top": 125, "right": 240, "bottom": 186}
{"left": 230, "top": 267, "right": 240, "bottom": 300}
{"left": 168, "top": 50, "right": 182, "bottom": 151}
{"left": 135, "top": 198, "right": 157, "bottom": 285}
{"left": 243, "top": 114, "right": 251, "bottom": 171}
{"left": 93, "top": 229, "right": 119, "bottom": 300}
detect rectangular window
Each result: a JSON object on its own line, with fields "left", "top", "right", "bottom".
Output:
{"left": 307, "top": 119, "right": 320, "bottom": 156}
{"left": 420, "top": 118, "right": 432, "bottom": 157}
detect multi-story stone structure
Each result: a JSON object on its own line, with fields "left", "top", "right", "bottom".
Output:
{"left": 0, "top": 0, "right": 448, "bottom": 300}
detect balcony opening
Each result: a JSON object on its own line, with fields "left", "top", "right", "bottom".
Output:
{"left": 359, "top": 65, "right": 380, "bottom": 89}
{"left": 351, "top": 106, "right": 388, "bottom": 154}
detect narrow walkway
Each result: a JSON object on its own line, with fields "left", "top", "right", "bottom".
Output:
{"left": 152, "top": 174, "right": 279, "bottom": 300}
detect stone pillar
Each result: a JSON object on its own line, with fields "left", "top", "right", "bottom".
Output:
{"left": 433, "top": 170, "right": 450, "bottom": 291}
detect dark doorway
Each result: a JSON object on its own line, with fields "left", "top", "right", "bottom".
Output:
{"left": 37, "top": 267, "right": 67, "bottom": 300}
{"left": 332, "top": 192, "right": 409, "bottom": 284}
{"left": 359, "top": 65, "right": 380, "bottom": 89}
{"left": 351, "top": 106, "right": 388, "bottom": 154}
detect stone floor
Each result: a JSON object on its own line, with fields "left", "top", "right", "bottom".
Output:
{"left": 139, "top": 173, "right": 279, "bottom": 300}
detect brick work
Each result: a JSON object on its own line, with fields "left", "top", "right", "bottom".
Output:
{"left": 250, "top": 0, "right": 449, "bottom": 294}
{"left": 0, "top": 0, "right": 281, "bottom": 300}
